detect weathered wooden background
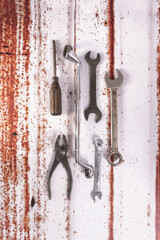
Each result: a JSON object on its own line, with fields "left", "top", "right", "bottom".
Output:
{"left": 0, "top": 0, "right": 159, "bottom": 239}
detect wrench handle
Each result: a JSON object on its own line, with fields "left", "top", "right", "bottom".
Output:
{"left": 94, "top": 146, "right": 102, "bottom": 191}
{"left": 89, "top": 65, "right": 97, "bottom": 106}
{"left": 110, "top": 89, "right": 118, "bottom": 151}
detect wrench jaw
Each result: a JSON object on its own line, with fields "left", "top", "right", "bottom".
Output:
{"left": 91, "top": 191, "right": 102, "bottom": 202}
{"left": 105, "top": 69, "right": 123, "bottom": 89}
{"left": 84, "top": 107, "right": 102, "bottom": 123}
{"left": 85, "top": 51, "right": 101, "bottom": 65}
{"left": 95, "top": 110, "right": 102, "bottom": 123}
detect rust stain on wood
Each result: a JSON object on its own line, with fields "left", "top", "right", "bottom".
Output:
{"left": 0, "top": 0, "right": 31, "bottom": 239}
{"left": 107, "top": 0, "right": 115, "bottom": 239}
{"left": 156, "top": 7, "right": 160, "bottom": 240}
{"left": 108, "top": 0, "right": 115, "bottom": 80}
{"left": 33, "top": 0, "right": 48, "bottom": 238}
{"left": 22, "top": 1, "right": 31, "bottom": 238}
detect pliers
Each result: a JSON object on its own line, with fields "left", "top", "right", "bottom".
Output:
{"left": 48, "top": 134, "right": 73, "bottom": 200}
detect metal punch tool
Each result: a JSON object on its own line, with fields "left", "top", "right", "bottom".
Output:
{"left": 105, "top": 70, "right": 123, "bottom": 166}
{"left": 48, "top": 135, "right": 73, "bottom": 200}
{"left": 63, "top": 45, "right": 94, "bottom": 178}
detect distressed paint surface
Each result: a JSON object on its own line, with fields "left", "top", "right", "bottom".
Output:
{"left": 0, "top": 0, "right": 158, "bottom": 239}
{"left": 0, "top": 0, "right": 31, "bottom": 239}
{"left": 156, "top": 4, "right": 160, "bottom": 240}
{"left": 107, "top": 1, "right": 115, "bottom": 239}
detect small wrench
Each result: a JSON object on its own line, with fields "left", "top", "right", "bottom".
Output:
{"left": 91, "top": 138, "right": 103, "bottom": 201}
{"left": 85, "top": 51, "right": 102, "bottom": 123}
{"left": 105, "top": 69, "right": 123, "bottom": 166}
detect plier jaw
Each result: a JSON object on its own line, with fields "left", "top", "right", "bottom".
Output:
{"left": 55, "top": 134, "right": 68, "bottom": 156}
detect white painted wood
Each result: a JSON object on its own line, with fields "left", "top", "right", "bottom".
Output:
{"left": 28, "top": 0, "right": 158, "bottom": 239}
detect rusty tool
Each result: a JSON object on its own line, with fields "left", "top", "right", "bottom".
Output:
{"left": 48, "top": 135, "right": 72, "bottom": 200}
{"left": 50, "top": 40, "right": 62, "bottom": 115}
{"left": 85, "top": 51, "right": 102, "bottom": 123}
{"left": 63, "top": 45, "right": 94, "bottom": 178}
{"left": 105, "top": 69, "right": 123, "bottom": 166}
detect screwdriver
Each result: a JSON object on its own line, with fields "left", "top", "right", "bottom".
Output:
{"left": 50, "top": 40, "right": 62, "bottom": 115}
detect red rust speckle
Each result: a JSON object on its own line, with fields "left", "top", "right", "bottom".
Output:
{"left": 95, "top": 11, "right": 100, "bottom": 25}
{"left": 156, "top": 7, "right": 160, "bottom": 240}
{"left": 147, "top": 204, "right": 151, "bottom": 218}
{"left": 66, "top": 206, "right": 70, "bottom": 238}
{"left": 104, "top": 20, "right": 108, "bottom": 26}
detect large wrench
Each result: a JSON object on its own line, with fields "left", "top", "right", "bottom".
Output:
{"left": 91, "top": 138, "right": 103, "bottom": 201}
{"left": 85, "top": 51, "right": 102, "bottom": 123}
{"left": 105, "top": 69, "right": 123, "bottom": 166}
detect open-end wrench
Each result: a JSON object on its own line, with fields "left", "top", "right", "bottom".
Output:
{"left": 91, "top": 138, "right": 103, "bottom": 201}
{"left": 85, "top": 51, "right": 102, "bottom": 123}
{"left": 105, "top": 69, "right": 123, "bottom": 166}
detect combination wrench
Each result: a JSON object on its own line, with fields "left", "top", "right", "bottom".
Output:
{"left": 85, "top": 51, "right": 102, "bottom": 123}
{"left": 105, "top": 69, "right": 123, "bottom": 166}
{"left": 91, "top": 138, "right": 103, "bottom": 201}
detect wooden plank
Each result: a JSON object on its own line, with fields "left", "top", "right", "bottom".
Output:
{"left": 0, "top": 0, "right": 158, "bottom": 239}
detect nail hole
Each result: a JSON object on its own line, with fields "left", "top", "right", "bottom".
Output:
{"left": 31, "top": 197, "right": 36, "bottom": 208}
{"left": 12, "top": 132, "right": 17, "bottom": 135}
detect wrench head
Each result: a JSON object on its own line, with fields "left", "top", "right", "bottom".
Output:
{"left": 91, "top": 191, "right": 102, "bottom": 202}
{"left": 105, "top": 69, "right": 123, "bottom": 89}
{"left": 85, "top": 51, "right": 100, "bottom": 65}
{"left": 84, "top": 106, "right": 102, "bottom": 123}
